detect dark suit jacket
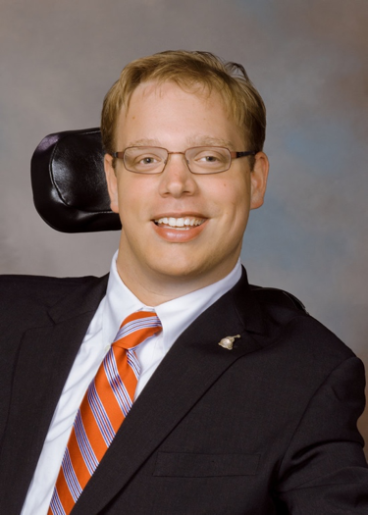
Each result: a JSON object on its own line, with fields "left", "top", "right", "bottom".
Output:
{"left": 0, "top": 270, "right": 367, "bottom": 514}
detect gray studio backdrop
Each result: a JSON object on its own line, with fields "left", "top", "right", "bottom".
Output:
{"left": 1, "top": 0, "right": 368, "bottom": 454}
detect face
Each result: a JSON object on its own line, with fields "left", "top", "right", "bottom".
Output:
{"left": 104, "top": 81, "right": 268, "bottom": 297}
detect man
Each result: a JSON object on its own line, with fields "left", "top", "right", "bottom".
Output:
{"left": 0, "top": 51, "right": 367, "bottom": 514}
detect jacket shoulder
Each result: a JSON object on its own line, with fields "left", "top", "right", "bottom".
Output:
{"left": 250, "top": 284, "right": 308, "bottom": 314}
{"left": 249, "top": 284, "right": 355, "bottom": 362}
{"left": 0, "top": 274, "right": 103, "bottom": 329}
{"left": 0, "top": 274, "right": 99, "bottom": 306}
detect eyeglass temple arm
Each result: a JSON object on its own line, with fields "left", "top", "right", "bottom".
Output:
{"left": 231, "top": 151, "right": 257, "bottom": 159}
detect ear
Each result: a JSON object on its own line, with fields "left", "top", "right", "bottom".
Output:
{"left": 249, "top": 151, "right": 269, "bottom": 210}
{"left": 104, "top": 153, "right": 119, "bottom": 213}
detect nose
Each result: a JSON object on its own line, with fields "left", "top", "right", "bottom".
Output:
{"left": 158, "top": 152, "right": 197, "bottom": 198}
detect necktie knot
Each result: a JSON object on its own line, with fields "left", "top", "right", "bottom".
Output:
{"left": 113, "top": 310, "right": 162, "bottom": 350}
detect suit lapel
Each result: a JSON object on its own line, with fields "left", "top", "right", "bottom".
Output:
{"left": 0, "top": 275, "right": 108, "bottom": 514}
{"left": 73, "top": 269, "right": 266, "bottom": 515}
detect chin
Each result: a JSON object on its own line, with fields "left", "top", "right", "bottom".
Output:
{"left": 151, "top": 262, "right": 201, "bottom": 280}
{"left": 149, "top": 251, "right": 219, "bottom": 282}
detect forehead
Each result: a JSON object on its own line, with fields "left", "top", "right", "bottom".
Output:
{"left": 116, "top": 80, "right": 244, "bottom": 148}
{"left": 128, "top": 79, "right": 223, "bottom": 109}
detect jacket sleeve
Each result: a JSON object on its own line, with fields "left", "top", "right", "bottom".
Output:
{"left": 275, "top": 356, "right": 368, "bottom": 514}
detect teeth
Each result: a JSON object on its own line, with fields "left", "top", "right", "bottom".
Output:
{"left": 155, "top": 217, "right": 204, "bottom": 228}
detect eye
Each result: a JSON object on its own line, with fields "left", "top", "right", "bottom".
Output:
{"left": 138, "top": 156, "right": 159, "bottom": 165}
{"left": 124, "top": 147, "right": 167, "bottom": 173}
{"left": 196, "top": 151, "right": 221, "bottom": 162}
{"left": 200, "top": 154, "right": 219, "bottom": 163}
{"left": 194, "top": 149, "right": 228, "bottom": 165}
{"left": 130, "top": 152, "right": 163, "bottom": 169}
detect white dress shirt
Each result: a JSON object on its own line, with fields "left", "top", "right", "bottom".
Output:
{"left": 21, "top": 252, "right": 242, "bottom": 515}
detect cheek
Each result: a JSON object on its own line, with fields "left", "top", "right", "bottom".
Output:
{"left": 215, "top": 180, "right": 250, "bottom": 219}
{"left": 224, "top": 194, "right": 251, "bottom": 237}
{"left": 117, "top": 177, "right": 152, "bottom": 219}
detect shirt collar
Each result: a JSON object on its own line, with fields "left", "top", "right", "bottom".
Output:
{"left": 103, "top": 250, "right": 242, "bottom": 352}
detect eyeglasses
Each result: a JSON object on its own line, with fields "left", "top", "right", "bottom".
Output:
{"left": 111, "top": 146, "right": 257, "bottom": 175}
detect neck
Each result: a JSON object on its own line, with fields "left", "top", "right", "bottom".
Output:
{"left": 115, "top": 253, "right": 239, "bottom": 307}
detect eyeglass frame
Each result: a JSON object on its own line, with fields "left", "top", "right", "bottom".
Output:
{"left": 110, "top": 146, "right": 258, "bottom": 175}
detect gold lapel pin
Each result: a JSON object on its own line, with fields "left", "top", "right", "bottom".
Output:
{"left": 218, "top": 334, "right": 241, "bottom": 350}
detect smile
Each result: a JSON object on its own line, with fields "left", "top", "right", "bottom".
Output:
{"left": 154, "top": 217, "right": 206, "bottom": 229}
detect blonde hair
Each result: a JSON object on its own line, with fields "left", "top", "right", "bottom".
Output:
{"left": 101, "top": 50, "right": 266, "bottom": 160}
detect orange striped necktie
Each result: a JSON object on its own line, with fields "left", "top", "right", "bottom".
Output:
{"left": 48, "top": 310, "right": 162, "bottom": 515}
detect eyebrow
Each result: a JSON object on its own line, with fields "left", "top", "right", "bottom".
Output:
{"left": 126, "top": 136, "right": 236, "bottom": 149}
{"left": 126, "top": 138, "right": 162, "bottom": 147}
{"left": 187, "top": 136, "right": 235, "bottom": 149}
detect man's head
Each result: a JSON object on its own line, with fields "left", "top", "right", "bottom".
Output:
{"left": 101, "top": 50, "right": 266, "bottom": 167}
{"left": 103, "top": 51, "right": 269, "bottom": 305}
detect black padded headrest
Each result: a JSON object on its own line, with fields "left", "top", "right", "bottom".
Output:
{"left": 31, "top": 128, "right": 121, "bottom": 232}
